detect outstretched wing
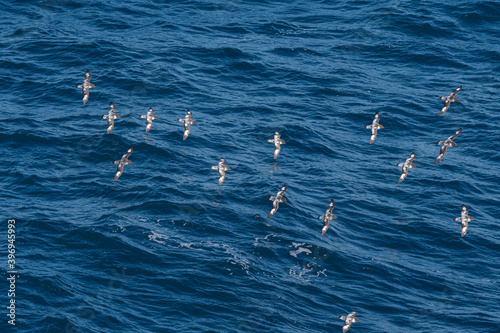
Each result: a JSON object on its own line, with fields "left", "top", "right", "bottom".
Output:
{"left": 123, "top": 146, "right": 133, "bottom": 159}
{"left": 450, "top": 85, "right": 462, "bottom": 97}
{"left": 439, "top": 100, "right": 450, "bottom": 116}
{"left": 329, "top": 199, "right": 335, "bottom": 209}
{"left": 322, "top": 219, "right": 329, "bottom": 235}
{"left": 434, "top": 153, "right": 445, "bottom": 165}
{"left": 114, "top": 163, "right": 124, "bottom": 181}
{"left": 461, "top": 222, "right": 468, "bottom": 237}
{"left": 398, "top": 171, "right": 407, "bottom": 183}
{"left": 369, "top": 130, "right": 377, "bottom": 144}
{"left": 449, "top": 128, "right": 462, "bottom": 141}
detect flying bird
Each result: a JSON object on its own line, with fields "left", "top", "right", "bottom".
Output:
{"left": 210, "top": 158, "right": 231, "bottom": 185}
{"left": 439, "top": 86, "right": 462, "bottom": 116}
{"left": 338, "top": 311, "right": 360, "bottom": 332}
{"left": 435, "top": 128, "right": 461, "bottom": 164}
{"left": 365, "top": 112, "right": 384, "bottom": 144}
{"left": 453, "top": 204, "right": 475, "bottom": 237}
{"left": 113, "top": 146, "right": 133, "bottom": 181}
{"left": 140, "top": 107, "right": 158, "bottom": 132}
{"left": 177, "top": 110, "right": 196, "bottom": 140}
{"left": 318, "top": 199, "right": 337, "bottom": 235}
{"left": 76, "top": 69, "right": 95, "bottom": 105}
{"left": 268, "top": 185, "right": 287, "bottom": 218}
{"left": 266, "top": 131, "right": 286, "bottom": 159}
{"left": 397, "top": 152, "right": 416, "bottom": 183}
{"left": 101, "top": 102, "right": 120, "bottom": 134}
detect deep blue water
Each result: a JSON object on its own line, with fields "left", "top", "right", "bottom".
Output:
{"left": 1, "top": 0, "right": 500, "bottom": 332}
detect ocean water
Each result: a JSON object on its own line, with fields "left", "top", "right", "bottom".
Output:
{"left": 1, "top": 0, "right": 500, "bottom": 332}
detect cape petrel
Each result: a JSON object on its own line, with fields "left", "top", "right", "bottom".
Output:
{"left": 397, "top": 152, "right": 416, "bottom": 183}
{"left": 453, "top": 204, "right": 475, "bottom": 237}
{"left": 318, "top": 199, "right": 337, "bottom": 235}
{"left": 101, "top": 102, "right": 120, "bottom": 134}
{"left": 113, "top": 146, "right": 133, "bottom": 181}
{"left": 365, "top": 112, "right": 384, "bottom": 144}
{"left": 435, "top": 128, "right": 461, "bottom": 164}
{"left": 266, "top": 131, "right": 286, "bottom": 159}
{"left": 268, "top": 185, "right": 287, "bottom": 218}
{"left": 210, "top": 158, "right": 231, "bottom": 185}
{"left": 439, "top": 86, "right": 462, "bottom": 116}
{"left": 177, "top": 110, "right": 196, "bottom": 140}
{"left": 76, "top": 69, "right": 95, "bottom": 105}
{"left": 338, "top": 311, "right": 359, "bottom": 332}
{"left": 140, "top": 107, "right": 158, "bottom": 133}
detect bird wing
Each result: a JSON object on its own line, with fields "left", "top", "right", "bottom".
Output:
{"left": 450, "top": 85, "right": 462, "bottom": 97}
{"left": 449, "top": 128, "right": 462, "bottom": 140}
{"left": 439, "top": 100, "right": 450, "bottom": 116}
{"left": 123, "top": 146, "right": 133, "bottom": 159}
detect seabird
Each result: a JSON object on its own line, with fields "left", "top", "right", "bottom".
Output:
{"left": 338, "top": 312, "right": 359, "bottom": 333}
{"left": 266, "top": 131, "right": 286, "bottom": 159}
{"left": 318, "top": 199, "right": 337, "bottom": 234}
{"left": 210, "top": 158, "right": 231, "bottom": 185}
{"left": 113, "top": 146, "right": 133, "bottom": 181}
{"left": 268, "top": 185, "right": 287, "bottom": 218}
{"left": 140, "top": 107, "right": 158, "bottom": 133}
{"left": 435, "top": 128, "right": 462, "bottom": 164}
{"left": 365, "top": 112, "right": 384, "bottom": 144}
{"left": 397, "top": 152, "right": 416, "bottom": 183}
{"left": 439, "top": 86, "right": 462, "bottom": 116}
{"left": 453, "top": 204, "right": 475, "bottom": 237}
{"left": 101, "top": 102, "right": 120, "bottom": 134}
{"left": 76, "top": 69, "right": 95, "bottom": 105}
{"left": 177, "top": 110, "right": 196, "bottom": 140}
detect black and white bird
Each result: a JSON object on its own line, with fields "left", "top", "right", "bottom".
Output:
{"left": 113, "top": 146, "right": 133, "bottom": 181}
{"left": 365, "top": 112, "right": 384, "bottom": 144}
{"left": 177, "top": 110, "right": 196, "bottom": 140}
{"left": 397, "top": 152, "right": 416, "bottom": 183}
{"left": 318, "top": 199, "right": 337, "bottom": 235}
{"left": 435, "top": 128, "right": 462, "bottom": 164}
{"left": 101, "top": 102, "right": 120, "bottom": 134}
{"left": 140, "top": 107, "right": 158, "bottom": 133}
{"left": 266, "top": 131, "right": 286, "bottom": 159}
{"left": 439, "top": 86, "right": 462, "bottom": 116}
{"left": 338, "top": 311, "right": 359, "bottom": 332}
{"left": 453, "top": 204, "right": 475, "bottom": 237}
{"left": 76, "top": 69, "right": 95, "bottom": 105}
{"left": 268, "top": 185, "right": 287, "bottom": 218}
{"left": 210, "top": 158, "right": 231, "bottom": 185}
